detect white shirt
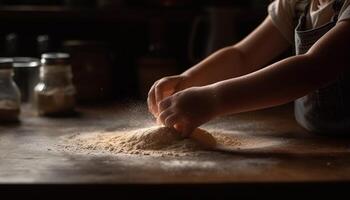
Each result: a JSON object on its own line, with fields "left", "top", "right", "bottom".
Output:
{"left": 268, "top": 0, "right": 350, "bottom": 44}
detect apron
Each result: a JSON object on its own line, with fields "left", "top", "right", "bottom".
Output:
{"left": 294, "top": 0, "right": 350, "bottom": 135}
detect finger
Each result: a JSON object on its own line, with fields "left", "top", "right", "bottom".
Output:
{"left": 158, "top": 97, "right": 172, "bottom": 113}
{"left": 174, "top": 123, "right": 182, "bottom": 132}
{"left": 158, "top": 109, "right": 173, "bottom": 125}
{"left": 155, "top": 78, "right": 177, "bottom": 107}
{"left": 164, "top": 114, "right": 180, "bottom": 128}
{"left": 147, "top": 96, "right": 156, "bottom": 117}
{"left": 156, "top": 117, "right": 162, "bottom": 125}
{"left": 172, "top": 122, "right": 193, "bottom": 138}
{"left": 155, "top": 82, "right": 165, "bottom": 107}
{"left": 147, "top": 81, "right": 158, "bottom": 116}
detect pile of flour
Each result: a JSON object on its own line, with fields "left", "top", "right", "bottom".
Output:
{"left": 61, "top": 126, "right": 242, "bottom": 157}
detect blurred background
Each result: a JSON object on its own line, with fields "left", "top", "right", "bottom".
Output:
{"left": 0, "top": 0, "right": 271, "bottom": 104}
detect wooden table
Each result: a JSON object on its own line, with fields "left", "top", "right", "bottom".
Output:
{"left": 1, "top": 103, "right": 350, "bottom": 198}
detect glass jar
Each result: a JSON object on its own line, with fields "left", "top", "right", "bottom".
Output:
{"left": 34, "top": 53, "right": 76, "bottom": 116}
{"left": 13, "top": 57, "right": 40, "bottom": 102}
{"left": 0, "top": 58, "right": 21, "bottom": 122}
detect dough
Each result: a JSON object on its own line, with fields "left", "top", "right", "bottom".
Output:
{"left": 190, "top": 128, "right": 217, "bottom": 150}
{"left": 122, "top": 126, "right": 217, "bottom": 150}
{"left": 63, "top": 126, "right": 218, "bottom": 157}
{"left": 123, "top": 126, "right": 182, "bottom": 150}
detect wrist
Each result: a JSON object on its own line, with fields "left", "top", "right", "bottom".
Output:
{"left": 206, "top": 84, "right": 224, "bottom": 118}
{"left": 177, "top": 74, "right": 193, "bottom": 90}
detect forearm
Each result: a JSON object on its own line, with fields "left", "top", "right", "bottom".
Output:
{"left": 181, "top": 46, "right": 253, "bottom": 88}
{"left": 212, "top": 53, "right": 340, "bottom": 116}
{"left": 180, "top": 16, "right": 291, "bottom": 89}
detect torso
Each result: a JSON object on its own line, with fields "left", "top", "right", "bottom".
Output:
{"left": 294, "top": 0, "right": 350, "bottom": 134}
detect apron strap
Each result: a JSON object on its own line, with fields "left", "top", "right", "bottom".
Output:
{"left": 295, "top": 0, "right": 310, "bottom": 19}
{"left": 294, "top": 0, "right": 310, "bottom": 29}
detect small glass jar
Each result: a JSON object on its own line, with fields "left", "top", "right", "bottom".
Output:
{"left": 13, "top": 57, "right": 40, "bottom": 103}
{"left": 0, "top": 58, "right": 21, "bottom": 122}
{"left": 34, "top": 53, "right": 76, "bottom": 116}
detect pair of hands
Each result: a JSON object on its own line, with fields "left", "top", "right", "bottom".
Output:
{"left": 147, "top": 75, "right": 220, "bottom": 137}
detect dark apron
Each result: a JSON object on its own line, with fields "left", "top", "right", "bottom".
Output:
{"left": 294, "top": 0, "right": 350, "bottom": 135}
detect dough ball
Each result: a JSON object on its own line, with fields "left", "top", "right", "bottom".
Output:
{"left": 190, "top": 128, "right": 217, "bottom": 150}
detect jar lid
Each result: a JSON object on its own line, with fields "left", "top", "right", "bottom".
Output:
{"left": 0, "top": 58, "right": 13, "bottom": 69}
{"left": 13, "top": 57, "right": 40, "bottom": 68}
{"left": 41, "top": 53, "right": 70, "bottom": 65}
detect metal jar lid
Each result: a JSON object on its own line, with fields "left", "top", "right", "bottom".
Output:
{"left": 13, "top": 57, "right": 40, "bottom": 68}
{"left": 0, "top": 58, "right": 14, "bottom": 69}
{"left": 41, "top": 53, "right": 70, "bottom": 65}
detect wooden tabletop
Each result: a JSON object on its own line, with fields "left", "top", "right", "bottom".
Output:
{"left": 1, "top": 102, "right": 350, "bottom": 196}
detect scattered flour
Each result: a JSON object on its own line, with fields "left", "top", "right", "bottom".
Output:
{"left": 60, "top": 126, "right": 242, "bottom": 157}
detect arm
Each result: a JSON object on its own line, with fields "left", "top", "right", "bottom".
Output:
{"left": 148, "top": 16, "right": 290, "bottom": 117}
{"left": 214, "top": 20, "right": 350, "bottom": 115}
{"left": 157, "top": 20, "right": 350, "bottom": 135}
{"left": 181, "top": 16, "right": 291, "bottom": 87}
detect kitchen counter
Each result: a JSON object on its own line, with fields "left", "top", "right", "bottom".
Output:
{"left": 1, "top": 103, "right": 350, "bottom": 197}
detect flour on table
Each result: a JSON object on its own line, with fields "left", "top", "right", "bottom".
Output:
{"left": 60, "top": 126, "right": 242, "bottom": 157}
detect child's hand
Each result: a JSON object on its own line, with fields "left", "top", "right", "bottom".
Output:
{"left": 148, "top": 75, "right": 189, "bottom": 118}
{"left": 157, "top": 86, "right": 220, "bottom": 137}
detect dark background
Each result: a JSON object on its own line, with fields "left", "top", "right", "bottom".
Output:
{"left": 0, "top": 0, "right": 271, "bottom": 103}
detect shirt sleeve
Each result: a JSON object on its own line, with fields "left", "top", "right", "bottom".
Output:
{"left": 268, "top": 0, "right": 298, "bottom": 44}
{"left": 338, "top": 1, "right": 350, "bottom": 22}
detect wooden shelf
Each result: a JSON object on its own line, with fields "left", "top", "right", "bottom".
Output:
{"left": 0, "top": 5, "right": 201, "bottom": 23}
